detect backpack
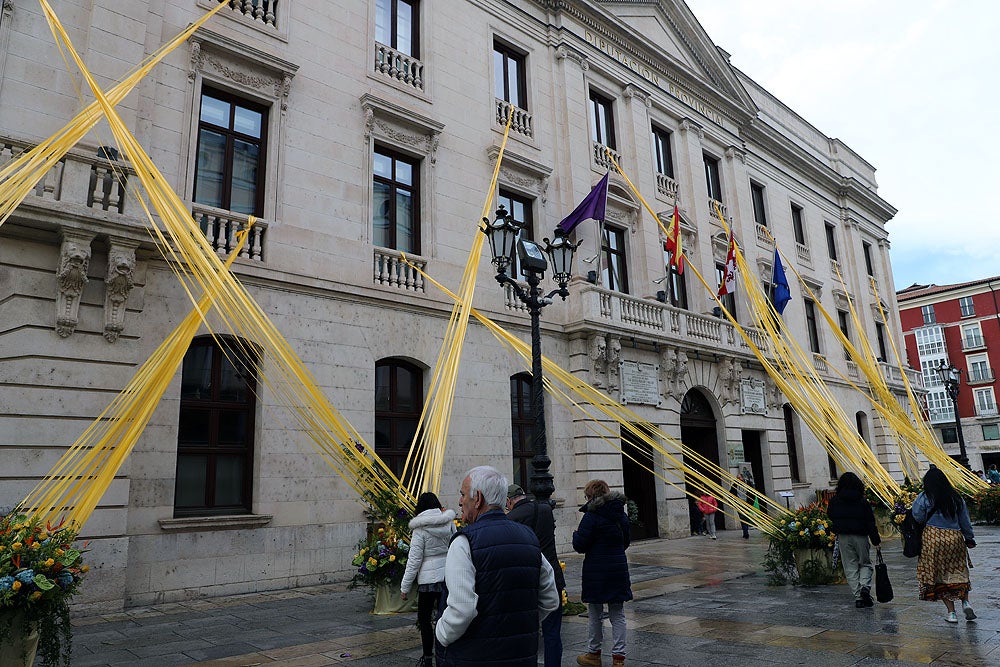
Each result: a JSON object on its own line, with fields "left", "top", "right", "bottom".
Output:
{"left": 900, "top": 507, "right": 935, "bottom": 558}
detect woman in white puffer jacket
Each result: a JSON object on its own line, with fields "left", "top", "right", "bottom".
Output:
{"left": 400, "top": 492, "right": 457, "bottom": 667}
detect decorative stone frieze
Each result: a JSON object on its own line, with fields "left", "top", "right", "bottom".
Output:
{"left": 361, "top": 93, "right": 445, "bottom": 165}
{"left": 55, "top": 231, "right": 94, "bottom": 338}
{"left": 103, "top": 242, "right": 137, "bottom": 343}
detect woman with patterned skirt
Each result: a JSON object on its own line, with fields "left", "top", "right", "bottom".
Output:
{"left": 911, "top": 467, "right": 977, "bottom": 623}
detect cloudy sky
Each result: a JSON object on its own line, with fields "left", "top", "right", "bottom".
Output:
{"left": 686, "top": 0, "right": 999, "bottom": 291}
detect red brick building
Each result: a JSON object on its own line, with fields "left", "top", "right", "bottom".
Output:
{"left": 898, "top": 277, "right": 1000, "bottom": 472}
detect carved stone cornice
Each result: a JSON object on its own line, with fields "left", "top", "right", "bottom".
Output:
{"left": 189, "top": 29, "right": 298, "bottom": 111}
{"left": 679, "top": 118, "right": 705, "bottom": 140}
{"left": 725, "top": 145, "right": 746, "bottom": 163}
{"left": 361, "top": 93, "right": 445, "bottom": 164}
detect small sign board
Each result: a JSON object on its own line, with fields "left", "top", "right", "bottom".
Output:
{"left": 740, "top": 378, "right": 766, "bottom": 415}
{"left": 619, "top": 360, "right": 661, "bottom": 406}
{"left": 779, "top": 491, "right": 796, "bottom": 498}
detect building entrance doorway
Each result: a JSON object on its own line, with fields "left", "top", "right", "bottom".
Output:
{"left": 680, "top": 389, "right": 722, "bottom": 531}
{"left": 622, "top": 424, "right": 659, "bottom": 540}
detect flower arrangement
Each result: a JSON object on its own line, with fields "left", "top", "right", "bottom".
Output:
{"left": 0, "top": 511, "right": 87, "bottom": 667}
{"left": 889, "top": 480, "right": 922, "bottom": 527}
{"left": 350, "top": 527, "right": 410, "bottom": 588}
{"left": 970, "top": 484, "right": 1000, "bottom": 525}
{"left": 762, "top": 501, "right": 835, "bottom": 586}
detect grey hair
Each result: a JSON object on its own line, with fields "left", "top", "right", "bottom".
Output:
{"left": 467, "top": 466, "right": 508, "bottom": 507}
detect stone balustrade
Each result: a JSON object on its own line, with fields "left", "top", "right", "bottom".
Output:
{"left": 495, "top": 99, "right": 533, "bottom": 138}
{"left": 593, "top": 142, "right": 621, "bottom": 170}
{"left": 655, "top": 173, "right": 679, "bottom": 199}
{"left": 373, "top": 247, "right": 425, "bottom": 292}
{"left": 191, "top": 204, "right": 268, "bottom": 261}
{"left": 709, "top": 198, "right": 727, "bottom": 220}
{"left": 374, "top": 42, "right": 424, "bottom": 91}
{"left": 755, "top": 224, "right": 773, "bottom": 247}
{"left": 795, "top": 242, "right": 810, "bottom": 263}
{"left": 503, "top": 282, "right": 530, "bottom": 313}
{"left": 226, "top": 0, "right": 279, "bottom": 28}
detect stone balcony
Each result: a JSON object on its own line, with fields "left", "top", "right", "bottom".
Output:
{"left": 374, "top": 42, "right": 424, "bottom": 92}
{"left": 709, "top": 198, "right": 727, "bottom": 220}
{"left": 655, "top": 173, "right": 679, "bottom": 200}
{"left": 224, "top": 0, "right": 279, "bottom": 28}
{"left": 192, "top": 204, "right": 268, "bottom": 262}
{"left": 593, "top": 142, "right": 620, "bottom": 171}
{"left": 495, "top": 99, "right": 532, "bottom": 138}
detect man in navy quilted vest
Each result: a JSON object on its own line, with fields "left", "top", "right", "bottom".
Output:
{"left": 435, "top": 466, "right": 560, "bottom": 666}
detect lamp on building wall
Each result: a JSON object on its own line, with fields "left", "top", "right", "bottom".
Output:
{"left": 937, "top": 361, "right": 969, "bottom": 468}
{"left": 482, "top": 206, "right": 580, "bottom": 503}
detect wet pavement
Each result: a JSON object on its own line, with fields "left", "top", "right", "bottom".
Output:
{"left": 65, "top": 526, "right": 1000, "bottom": 666}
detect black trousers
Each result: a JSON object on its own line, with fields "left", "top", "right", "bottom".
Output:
{"left": 417, "top": 590, "right": 442, "bottom": 657}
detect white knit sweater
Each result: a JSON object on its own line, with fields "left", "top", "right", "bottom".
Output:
{"left": 399, "top": 508, "right": 457, "bottom": 594}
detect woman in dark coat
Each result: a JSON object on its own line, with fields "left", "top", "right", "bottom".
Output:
{"left": 573, "top": 480, "right": 632, "bottom": 667}
{"left": 826, "top": 472, "right": 881, "bottom": 608}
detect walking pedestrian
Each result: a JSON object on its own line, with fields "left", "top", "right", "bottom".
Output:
{"left": 912, "top": 467, "right": 977, "bottom": 623}
{"left": 573, "top": 479, "right": 632, "bottom": 667}
{"left": 697, "top": 492, "right": 718, "bottom": 539}
{"left": 399, "top": 492, "right": 456, "bottom": 667}
{"left": 688, "top": 496, "right": 704, "bottom": 536}
{"left": 506, "top": 484, "right": 565, "bottom": 667}
{"left": 729, "top": 474, "right": 751, "bottom": 539}
{"left": 826, "top": 472, "right": 880, "bottom": 608}
{"left": 435, "top": 466, "right": 559, "bottom": 666}
{"left": 987, "top": 464, "right": 1000, "bottom": 485}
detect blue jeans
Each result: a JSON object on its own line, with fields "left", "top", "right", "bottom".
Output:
{"left": 541, "top": 602, "right": 563, "bottom": 667}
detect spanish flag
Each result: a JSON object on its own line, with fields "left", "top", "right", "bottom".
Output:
{"left": 665, "top": 204, "right": 684, "bottom": 274}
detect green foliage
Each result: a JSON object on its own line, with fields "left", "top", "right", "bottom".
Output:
{"left": 0, "top": 511, "right": 87, "bottom": 667}
{"left": 762, "top": 538, "right": 797, "bottom": 586}
{"left": 970, "top": 485, "right": 1000, "bottom": 525}
{"left": 625, "top": 499, "right": 643, "bottom": 527}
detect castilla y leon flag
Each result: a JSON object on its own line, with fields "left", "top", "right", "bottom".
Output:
{"left": 664, "top": 204, "right": 684, "bottom": 274}
{"left": 718, "top": 232, "right": 737, "bottom": 296}
{"left": 557, "top": 172, "right": 609, "bottom": 233}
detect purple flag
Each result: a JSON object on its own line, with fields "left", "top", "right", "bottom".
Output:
{"left": 557, "top": 172, "right": 609, "bottom": 233}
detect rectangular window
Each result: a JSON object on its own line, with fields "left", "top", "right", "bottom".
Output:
{"left": 983, "top": 424, "right": 1000, "bottom": 440}
{"left": 589, "top": 90, "right": 616, "bottom": 150}
{"left": 704, "top": 154, "right": 722, "bottom": 202}
{"left": 493, "top": 41, "right": 526, "bottom": 109}
{"left": 921, "top": 305, "right": 936, "bottom": 325}
{"left": 968, "top": 355, "right": 990, "bottom": 382}
{"left": 373, "top": 146, "right": 420, "bottom": 253}
{"left": 194, "top": 89, "right": 268, "bottom": 216}
{"left": 651, "top": 125, "right": 674, "bottom": 178}
{"left": 783, "top": 404, "right": 801, "bottom": 483}
{"left": 498, "top": 189, "right": 533, "bottom": 277}
{"left": 960, "top": 296, "right": 975, "bottom": 318}
{"left": 601, "top": 225, "right": 629, "bottom": 293}
{"left": 838, "top": 310, "right": 851, "bottom": 360}
{"left": 825, "top": 223, "right": 838, "bottom": 261}
{"left": 804, "top": 298, "right": 820, "bottom": 353}
{"left": 716, "top": 263, "right": 736, "bottom": 321}
{"left": 875, "top": 321, "right": 888, "bottom": 362}
{"left": 669, "top": 265, "right": 687, "bottom": 309}
{"left": 921, "top": 359, "right": 944, "bottom": 388}
{"left": 940, "top": 427, "right": 958, "bottom": 444}
{"left": 750, "top": 182, "right": 767, "bottom": 226}
{"left": 862, "top": 241, "right": 875, "bottom": 277}
{"left": 914, "top": 325, "right": 945, "bottom": 356}
{"left": 975, "top": 388, "right": 997, "bottom": 415}
{"left": 510, "top": 374, "right": 534, "bottom": 490}
{"left": 375, "top": 0, "right": 418, "bottom": 56}
{"left": 962, "top": 323, "right": 984, "bottom": 349}
{"left": 791, "top": 204, "right": 805, "bottom": 245}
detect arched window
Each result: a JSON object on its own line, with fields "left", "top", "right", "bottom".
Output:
{"left": 175, "top": 336, "right": 258, "bottom": 516}
{"left": 510, "top": 373, "right": 533, "bottom": 489}
{"left": 375, "top": 359, "right": 423, "bottom": 479}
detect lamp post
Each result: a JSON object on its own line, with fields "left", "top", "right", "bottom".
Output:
{"left": 482, "top": 205, "right": 580, "bottom": 503}
{"left": 937, "top": 361, "right": 969, "bottom": 469}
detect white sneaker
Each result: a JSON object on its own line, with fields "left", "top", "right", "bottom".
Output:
{"left": 946, "top": 611, "right": 958, "bottom": 623}
{"left": 711, "top": 535, "right": 717, "bottom": 540}
{"left": 963, "top": 602, "right": 977, "bottom": 620}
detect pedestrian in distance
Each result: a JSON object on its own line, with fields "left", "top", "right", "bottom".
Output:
{"left": 729, "top": 474, "right": 751, "bottom": 539}
{"left": 987, "top": 464, "right": 1000, "bottom": 485}
{"left": 912, "top": 467, "right": 977, "bottom": 623}
{"left": 435, "top": 466, "right": 560, "bottom": 667}
{"left": 506, "top": 484, "right": 566, "bottom": 667}
{"left": 573, "top": 479, "right": 632, "bottom": 667}
{"left": 826, "top": 472, "right": 880, "bottom": 608}
{"left": 399, "top": 492, "right": 456, "bottom": 667}
{"left": 688, "top": 496, "right": 704, "bottom": 536}
{"left": 697, "top": 492, "right": 718, "bottom": 539}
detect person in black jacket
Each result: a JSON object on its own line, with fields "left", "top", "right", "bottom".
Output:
{"left": 573, "top": 480, "right": 632, "bottom": 667}
{"left": 506, "top": 484, "right": 566, "bottom": 667}
{"left": 826, "top": 471, "right": 881, "bottom": 608}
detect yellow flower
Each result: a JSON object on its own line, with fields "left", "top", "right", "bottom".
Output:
{"left": 559, "top": 561, "right": 566, "bottom": 571}
{"left": 45, "top": 558, "right": 55, "bottom": 567}
{"left": 378, "top": 528, "right": 385, "bottom": 535}
{"left": 368, "top": 557, "right": 378, "bottom": 566}
{"left": 81, "top": 565, "right": 90, "bottom": 573}
{"left": 38, "top": 532, "right": 48, "bottom": 541}
{"left": 30, "top": 543, "right": 40, "bottom": 550}
{"left": 360, "top": 548, "right": 367, "bottom": 556}
{"left": 11, "top": 542, "right": 21, "bottom": 551}
{"left": 0, "top": 545, "right": 5, "bottom": 552}
{"left": 55, "top": 549, "right": 64, "bottom": 556}
{"left": 30, "top": 592, "right": 42, "bottom": 601}
{"left": 12, "top": 581, "right": 21, "bottom": 591}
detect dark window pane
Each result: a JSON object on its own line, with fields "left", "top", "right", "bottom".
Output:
{"left": 373, "top": 182, "right": 392, "bottom": 248}
{"left": 178, "top": 409, "right": 211, "bottom": 444}
{"left": 194, "top": 129, "right": 227, "bottom": 208}
{"left": 218, "top": 412, "right": 248, "bottom": 445}
{"left": 214, "top": 456, "right": 245, "bottom": 506}
{"left": 395, "top": 366, "right": 417, "bottom": 411}
{"left": 175, "top": 455, "right": 208, "bottom": 507}
{"left": 375, "top": 419, "right": 391, "bottom": 449}
{"left": 396, "top": 190, "right": 415, "bottom": 253}
{"left": 218, "top": 354, "right": 251, "bottom": 403}
{"left": 181, "top": 346, "right": 213, "bottom": 398}
{"left": 375, "top": 364, "right": 392, "bottom": 411}
{"left": 230, "top": 139, "right": 260, "bottom": 215}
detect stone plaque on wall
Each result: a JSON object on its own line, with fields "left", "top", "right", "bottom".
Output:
{"left": 619, "top": 361, "right": 661, "bottom": 406}
{"left": 740, "top": 378, "right": 766, "bottom": 415}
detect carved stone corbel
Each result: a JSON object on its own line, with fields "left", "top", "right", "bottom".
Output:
{"left": 55, "top": 231, "right": 94, "bottom": 337}
{"left": 590, "top": 333, "right": 607, "bottom": 388}
{"left": 720, "top": 356, "right": 741, "bottom": 406}
{"left": 103, "top": 242, "right": 137, "bottom": 343}
{"left": 607, "top": 335, "right": 622, "bottom": 391}
{"left": 765, "top": 374, "right": 783, "bottom": 411}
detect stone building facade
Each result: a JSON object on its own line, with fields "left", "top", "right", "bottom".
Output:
{"left": 0, "top": 0, "right": 911, "bottom": 610}
{"left": 898, "top": 277, "right": 1000, "bottom": 472}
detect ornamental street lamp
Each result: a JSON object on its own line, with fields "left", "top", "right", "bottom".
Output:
{"left": 482, "top": 205, "right": 580, "bottom": 503}
{"left": 937, "top": 361, "right": 970, "bottom": 469}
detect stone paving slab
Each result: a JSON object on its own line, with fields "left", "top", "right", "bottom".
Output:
{"left": 59, "top": 526, "right": 1000, "bottom": 666}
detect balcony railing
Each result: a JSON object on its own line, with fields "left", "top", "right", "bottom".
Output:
{"left": 962, "top": 335, "right": 986, "bottom": 351}
{"left": 928, "top": 406, "right": 955, "bottom": 423}
{"left": 830, "top": 258, "right": 841, "bottom": 275}
{"left": 373, "top": 247, "right": 425, "bottom": 292}
{"left": 503, "top": 282, "right": 529, "bottom": 313}
{"left": 795, "top": 242, "right": 810, "bottom": 263}
{"left": 192, "top": 204, "right": 268, "bottom": 262}
{"left": 754, "top": 224, "right": 773, "bottom": 247}
{"left": 708, "top": 198, "right": 727, "bottom": 220}
{"left": 225, "top": 0, "right": 279, "bottom": 28}
{"left": 374, "top": 42, "right": 424, "bottom": 91}
{"left": 655, "top": 173, "right": 679, "bottom": 199}
{"left": 968, "top": 368, "right": 995, "bottom": 385}
{"left": 976, "top": 405, "right": 999, "bottom": 418}
{"left": 593, "top": 142, "right": 620, "bottom": 170}
{"left": 495, "top": 99, "right": 532, "bottom": 138}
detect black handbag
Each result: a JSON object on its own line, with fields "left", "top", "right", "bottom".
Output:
{"left": 874, "top": 549, "right": 893, "bottom": 603}
{"left": 900, "top": 508, "right": 936, "bottom": 558}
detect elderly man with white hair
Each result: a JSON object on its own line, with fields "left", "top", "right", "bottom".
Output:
{"left": 435, "top": 466, "right": 560, "bottom": 667}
